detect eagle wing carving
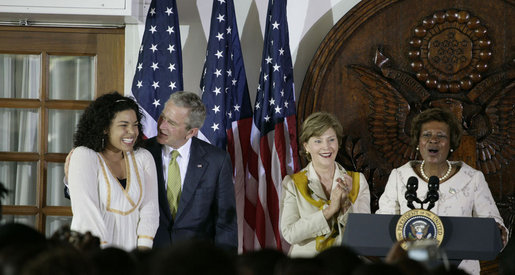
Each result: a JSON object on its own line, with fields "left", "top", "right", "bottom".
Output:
{"left": 349, "top": 64, "right": 417, "bottom": 168}
{"left": 474, "top": 80, "right": 515, "bottom": 174}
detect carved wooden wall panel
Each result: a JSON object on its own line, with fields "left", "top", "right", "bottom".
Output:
{"left": 299, "top": 0, "right": 514, "bottom": 249}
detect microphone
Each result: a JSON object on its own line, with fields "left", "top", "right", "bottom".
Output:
{"left": 426, "top": 176, "right": 439, "bottom": 211}
{"left": 405, "top": 176, "right": 419, "bottom": 209}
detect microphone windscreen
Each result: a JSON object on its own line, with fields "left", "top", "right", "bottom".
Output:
{"left": 407, "top": 176, "right": 418, "bottom": 191}
{"left": 428, "top": 176, "right": 439, "bottom": 191}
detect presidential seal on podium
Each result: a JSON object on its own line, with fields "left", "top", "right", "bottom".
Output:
{"left": 396, "top": 209, "right": 444, "bottom": 250}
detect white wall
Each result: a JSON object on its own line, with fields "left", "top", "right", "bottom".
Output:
{"left": 124, "top": 0, "right": 361, "bottom": 106}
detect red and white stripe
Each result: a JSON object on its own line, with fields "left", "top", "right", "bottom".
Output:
{"left": 243, "top": 114, "right": 299, "bottom": 252}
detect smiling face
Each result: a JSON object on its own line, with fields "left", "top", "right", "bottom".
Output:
{"left": 303, "top": 127, "right": 339, "bottom": 168}
{"left": 156, "top": 101, "right": 198, "bottom": 149}
{"left": 104, "top": 109, "right": 139, "bottom": 153}
{"left": 418, "top": 120, "right": 451, "bottom": 165}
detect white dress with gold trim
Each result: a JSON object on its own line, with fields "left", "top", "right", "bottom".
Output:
{"left": 68, "top": 146, "right": 159, "bottom": 250}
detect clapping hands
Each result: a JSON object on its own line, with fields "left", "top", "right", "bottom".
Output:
{"left": 322, "top": 174, "right": 353, "bottom": 220}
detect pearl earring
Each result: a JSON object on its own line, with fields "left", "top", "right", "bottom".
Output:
{"left": 450, "top": 148, "right": 454, "bottom": 152}
{"left": 416, "top": 146, "right": 419, "bottom": 151}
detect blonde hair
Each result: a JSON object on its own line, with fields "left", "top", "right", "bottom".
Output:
{"left": 300, "top": 112, "right": 343, "bottom": 160}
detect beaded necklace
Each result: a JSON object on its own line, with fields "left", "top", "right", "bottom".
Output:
{"left": 420, "top": 160, "right": 452, "bottom": 181}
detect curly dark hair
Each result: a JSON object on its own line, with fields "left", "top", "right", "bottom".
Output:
{"left": 410, "top": 108, "right": 463, "bottom": 151}
{"left": 73, "top": 92, "right": 144, "bottom": 152}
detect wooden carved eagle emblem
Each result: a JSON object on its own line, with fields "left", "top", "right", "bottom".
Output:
{"left": 349, "top": 9, "right": 515, "bottom": 175}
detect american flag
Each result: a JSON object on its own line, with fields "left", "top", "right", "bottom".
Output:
{"left": 131, "top": 0, "right": 183, "bottom": 138}
{"left": 244, "top": 0, "right": 300, "bottom": 251}
{"left": 197, "top": 0, "right": 253, "bottom": 252}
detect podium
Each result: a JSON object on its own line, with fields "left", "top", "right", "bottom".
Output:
{"left": 342, "top": 213, "right": 502, "bottom": 260}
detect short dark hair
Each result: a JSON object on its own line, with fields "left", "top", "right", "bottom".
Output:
{"left": 73, "top": 92, "right": 144, "bottom": 152}
{"left": 410, "top": 108, "right": 462, "bottom": 151}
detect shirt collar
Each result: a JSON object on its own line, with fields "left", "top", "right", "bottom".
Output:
{"left": 163, "top": 138, "right": 192, "bottom": 160}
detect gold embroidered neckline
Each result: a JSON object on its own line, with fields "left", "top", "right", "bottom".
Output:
{"left": 97, "top": 151, "right": 143, "bottom": 215}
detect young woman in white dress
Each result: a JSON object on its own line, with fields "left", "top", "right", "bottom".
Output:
{"left": 68, "top": 92, "right": 158, "bottom": 251}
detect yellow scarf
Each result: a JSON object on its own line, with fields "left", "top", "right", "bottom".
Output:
{"left": 291, "top": 169, "right": 360, "bottom": 251}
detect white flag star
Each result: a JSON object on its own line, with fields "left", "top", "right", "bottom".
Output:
{"left": 273, "top": 63, "right": 280, "bottom": 72}
{"left": 149, "top": 25, "right": 157, "bottom": 34}
{"left": 213, "top": 87, "right": 221, "bottom": 95}
{"left": 167, "top": 44, "right": 175, "bottom": 53}
{"left": 275, "top": 106, "right": 282, "bottom": 113}
{"left": 217, "top": 14, "right": 225, "bottom": 22}
{"left": 168, "top": 63, "right": 176, "bottom": 72}
{"left": 279, "top": 48, "right": 285, "bottom": 55}
{"left": 136, "top": 80, "right": 143, "bottom": 88}
{"left": 212, "top": 105, "right": 221, "bottom": 114}
{"left": 234, "top": 104, "right": 240, "bottom": 112}
{"left": 137, "top": 63, "right": 143, "bottom": 71}
{"left": 216, "top": 32, "right": 224, "bottom": 41}
{"left": 152, "top": 81, "right": 160, "bottom": 89}
{"left": 152, "top": 99, "right": 160, "bottom": 107}
{"left": 151, "top": 62, "right": 159, "bottom": 71}
{"left": 265, "top": 56, "right": 272, "bottom": 64}
{"left": 215, "top": 50, "right": 223, "bottom": 59}
{"left": 269, "top": 98, "right": 275, "bottom": 105}
{"left": 211, "top": 123, "right": 220, "bottom": 131}
{"left": 214, "top": 69, "right": 222, "bottom": 77}
{"left": 272, "top": 21, "right": 280, "bottom": 29}
{"left": 165, "top": 7, "right": 173, "bottom": 16}
{"left": 169, "top": 81, "right": 177, "bottom": 90}
{"left": 149, "top": 8, "right": 156, "bottom": 16}
{"left": 264, "top": 115, "right": 271, "bottom": 122}
{"left": 166, "top": 26, "right": 174, "bottom": 34}
{"left": 150, "top": 44, "right": 158, "bottom": 53}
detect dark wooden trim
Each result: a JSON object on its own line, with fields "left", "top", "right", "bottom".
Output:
{"left": 0, "top": 152, "right": 39, "bottom": 162}
{"left": 0, "top": 99, "right": 41, "bottom": 108}
{"left": 45, "top": 100, "right": 92, "bottom": 109}
{"left": 45, "top": 153, "right": 67, "bottom": 163}
{"left": 1, "top": 206, "right": 39, "bottom": 215}
{"left": 42, "top": 206, "right": 72, "bottom": 216}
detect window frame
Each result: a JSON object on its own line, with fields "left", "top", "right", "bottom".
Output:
{"left": 0, "top": 26, "right": 125, "bottom": 234}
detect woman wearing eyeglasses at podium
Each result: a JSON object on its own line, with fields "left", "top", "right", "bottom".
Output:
{"left": 280, "top": 112, "right": 371, "bottom": 257}
{"left": 376, "top": 108, "right": 507, "bottom": 275}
